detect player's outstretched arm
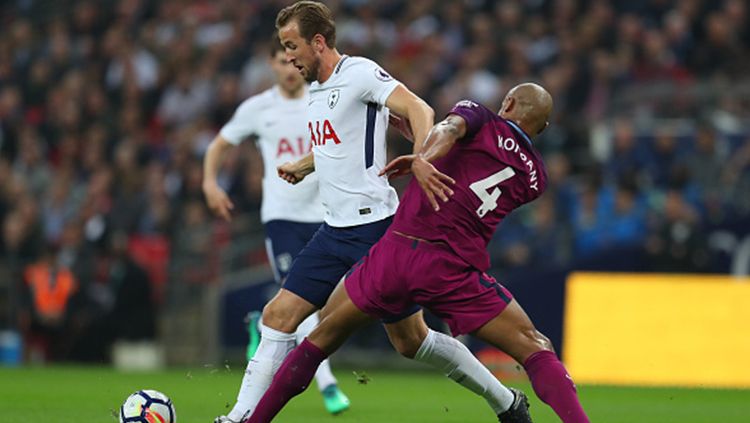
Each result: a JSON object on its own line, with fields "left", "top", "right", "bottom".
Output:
{"left": 277, "top": 152, "right": 315, "bottom": 185}
{"left": 417, "top": 114, "right": 466, "bottom": 162}
{"left": 203, "top": 135, "right": 236, "bottom": 221}
{"left": 412, "top": 115, "right": 467, "bottom": 210}
{"left": 381, "top": 115, "right": 466, "bottom": 211}
{"left": 384, "top": 84, "right": 434, "bottom": 154}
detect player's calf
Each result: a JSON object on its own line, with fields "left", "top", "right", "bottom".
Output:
{"left": 523, "top": 350, "right": 589, "bottom": 423}
{"left": 474, "top": 301, "right": 589, "bottom": 422}
{"left": 245, "top": 339, "right": 328, "bottom": 423}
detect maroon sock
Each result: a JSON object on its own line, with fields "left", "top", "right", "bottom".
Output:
{"left": 244, "top": 339, "right": 328, "bottom": 423}
{"left": 523, "top": 350, "right": 590, "bottom": 423}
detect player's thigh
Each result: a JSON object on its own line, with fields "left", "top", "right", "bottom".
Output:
{"left": 339, "top": 216, "right": 393, "bottom": 267}
{"left": 472, "top": 299, "right": 553, "bottom": 364}
{"left": 319, "top": 277, "right": 348, "bottom": 320}
{"left": 412, "top": 260, "right": 510, "bottom": 338}
{"left": 283, "top": 226, "right": 351, "bottom": 310}
{"left": 264, "top": 220, "right": 321, "bottom": 282}
{"left": 383, "top": 310, "right": 429, "bottom": 358}
{"left": 310, "top": 282, "right": 373, "bottom": 355}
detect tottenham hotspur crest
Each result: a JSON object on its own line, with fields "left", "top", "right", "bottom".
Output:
{"left": 328, "top": 89, "right": 340, "bottom": 109}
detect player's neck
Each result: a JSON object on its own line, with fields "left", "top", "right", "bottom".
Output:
{"left": 506, "top": 117, "right": 535, "bottom": 142}
{"left": 316, "top": 49, "right": 342, "bottom": 84}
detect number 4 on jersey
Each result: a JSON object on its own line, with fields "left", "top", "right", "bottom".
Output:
{"left": 469, "top": 167, "right": 516, "bottom": 218}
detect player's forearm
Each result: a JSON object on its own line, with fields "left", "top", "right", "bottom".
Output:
{"left": 406, "top": 99, "right": 435, "bottom": 155}
{"left": 417, "top": 123, "right": 458, "bottom": 164}
{"left": 295, "top": 152, "right": 316, "bottom": 175}
{"left": 383, "top": 85, "right": 435, "bottom": 153}
{"left": 203, "top": 136, "right": 233, "bottom": 187}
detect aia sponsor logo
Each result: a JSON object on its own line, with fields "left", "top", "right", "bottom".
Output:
{"left": 276, "top": 137, "right": 310, "bottom": 158}
{"left": 309, "top": 119, "right": 341, "bottom": 146}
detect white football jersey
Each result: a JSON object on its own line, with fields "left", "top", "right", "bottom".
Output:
{"left": 220, "top": 85, "right": 325, "bottom": 224}
{"left": 308, "top": 55, "right": 401, "bottom": 227}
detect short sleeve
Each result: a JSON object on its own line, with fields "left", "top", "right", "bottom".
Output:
{"left": 219, "top": 98, "right": 260, "bottom": 145}
{"left": 447, "top": 100, "right": 490, "bottom": 140}
{"left": 355, "top": 59, "right": 401, "bottom": 107}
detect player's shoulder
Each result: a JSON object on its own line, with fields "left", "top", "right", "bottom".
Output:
{"left": 448, "top": 99, "right": 498, "bottom": 127}
{"left": 338, "top": 55, "right": 377, "bottom": 71}
{"left": 451, "top": 99, "right": 495, "bottom": 116}
{"left": 235, "top": 86, "right": 278, "bottom": 114}
{"left": 338, "top": 56, "right": 393, "bottom": 81}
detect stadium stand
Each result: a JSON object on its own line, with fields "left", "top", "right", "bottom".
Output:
{"left": 0, "top": 0, "right": 748, "bottom": 362}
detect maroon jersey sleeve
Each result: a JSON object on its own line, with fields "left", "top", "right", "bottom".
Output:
{"left": 447, "top": 100, "right": 493, "bottom": 140}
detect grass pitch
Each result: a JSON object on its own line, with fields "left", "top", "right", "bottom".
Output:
{"left": 0, "top": 365, "right": 748, "bottom": 422}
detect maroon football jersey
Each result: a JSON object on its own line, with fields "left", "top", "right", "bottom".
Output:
{"left": 389, "top": 100, "right": 548, "bottom": 271}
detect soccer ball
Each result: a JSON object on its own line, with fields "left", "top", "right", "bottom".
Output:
{"left": 119, "top": 389, "right": 176, "bottom": 423}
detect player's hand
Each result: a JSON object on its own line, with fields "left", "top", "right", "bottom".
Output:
{"left": 380, "top": 154, "right": 415, "bottom": 179}
{"left": 277, "top": 161, "right": 306, "bottom": 185}
{"left": 203, "top": 182, "right": 234, "bottom": 221}
{"left": 411, "top": 156, "right": 455, "bottom": 211}
{"left": 389, "top": 113, "right": 414, "bottom": 142}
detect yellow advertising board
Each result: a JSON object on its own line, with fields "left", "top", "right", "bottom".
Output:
{"left": 563, "top": 273, "right": 750, "bottom": 388}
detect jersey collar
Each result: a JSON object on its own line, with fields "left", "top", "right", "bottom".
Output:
{"left": 334, "top": 55, "right": 350, "bottom": 75}
{"left": 505, "top": 119, "right": 534, "bottom": 146}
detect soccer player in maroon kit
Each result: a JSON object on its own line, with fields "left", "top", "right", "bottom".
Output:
{"left": 246, "top": 83, "right": 590, "bottom": 423}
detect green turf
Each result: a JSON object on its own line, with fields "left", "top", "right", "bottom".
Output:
{"left": 0, "top": 366, "right": 748, "bottom": 422}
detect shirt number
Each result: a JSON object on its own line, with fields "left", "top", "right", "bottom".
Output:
{"left": 469, "top": 167, "right": 516, "bottom": 218}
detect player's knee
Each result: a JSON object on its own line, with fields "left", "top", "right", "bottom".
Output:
{"left": 521, "top": 327, "right": 554, "bottom": 353}
{"left": 261, "top": 302, "right": 299, "bottom": 333}
{"left": 389, "top": 333, "right": 423, "bottom": 359}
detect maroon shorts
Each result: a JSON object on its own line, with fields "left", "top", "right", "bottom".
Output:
{"left": 345, "top": 231, "right": 514, "bottom": 336}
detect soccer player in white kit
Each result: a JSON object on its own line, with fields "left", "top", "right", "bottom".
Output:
{"left": 203, "top": 37, "right": 349, "bottom": 423}
{"left": 239, "top": 2, "right": 527, "bottom": 422}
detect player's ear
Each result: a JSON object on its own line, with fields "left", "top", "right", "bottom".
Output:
{"left": 503, "top": 97, "right": 515, "bottom": 114}
{"left": 538, "top": 121, "right": 549, "bottom": 135}
{"left": 311, "top": 34, "right": 325, "bottom": 52}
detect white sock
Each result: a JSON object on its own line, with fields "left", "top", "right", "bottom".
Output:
{"left": 296, "top": 312, "right": 338, "bottom": 391}
{"left": 413, "top": 329, "right": 514, "bottom": 414}
{"left": 227, "top": 324, "right": 296, "bottom": 421}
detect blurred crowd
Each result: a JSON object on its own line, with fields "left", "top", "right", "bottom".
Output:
{"left": 0, "top": 0, "right": 749, "bottom": 361}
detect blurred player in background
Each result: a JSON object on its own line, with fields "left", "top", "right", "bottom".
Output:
{"left": 202, "top": 35, "right": 349, "bottom": 423}
{"left": 246, "top": 84, "right": 590, "bottom": 423}
{"left": 237, "top": 1, "right": 531, "bottom": 421}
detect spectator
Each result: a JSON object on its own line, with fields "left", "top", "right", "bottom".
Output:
{"left": 646, "top": 190, "right": 711, "bottom": 272}
{"left": 19, "top": 247, "right": 78, "bottom": 362}
{"left": 0, "top": 0, "right": 749, "bottom": 363}
{"left": 157, "top": 69, "right": 214, "bottom": 128}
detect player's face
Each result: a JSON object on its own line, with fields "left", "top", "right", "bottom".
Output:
{"left": 269, "top": 50, "right": 305, "bottom": 93}
{"left": 279, "top": 21, "right": 321, "bottom": 83}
